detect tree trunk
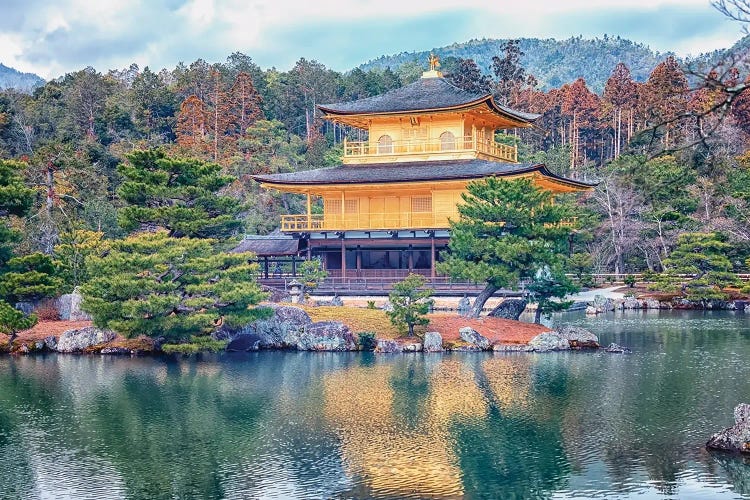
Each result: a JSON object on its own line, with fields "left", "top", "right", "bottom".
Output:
{"left": 468, "top": 283, "right": 499, "bottom": 318}
{"left": 8, "top": 331, "right": 17, "bottom": 346}
{"left": 534, "top": 307, "right": 542, "bottom": 324}
{"left": 408, "top": 323, "right": 414, "bottom": 337}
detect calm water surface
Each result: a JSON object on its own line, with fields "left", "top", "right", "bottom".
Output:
{"left": 1, "top": 310, "right": 749, "bottom": 499}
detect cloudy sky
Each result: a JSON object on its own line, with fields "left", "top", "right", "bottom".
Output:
{"left": 0, "top": 0, "right": 743, "bottom": 79}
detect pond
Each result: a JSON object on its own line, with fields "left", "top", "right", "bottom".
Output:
{"left": 1, "top": 310, "right": 749, "bottom": 499}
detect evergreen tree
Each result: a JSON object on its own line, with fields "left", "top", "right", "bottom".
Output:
{"left": 0, "top": 253, "right": 62, "bottom": 303}
{"left": 438, "top": 177, "right": 575, "bottom": 318}
{"left": 80, "top": 231, "right": 269, "bottom": 342}
{"left": 386, "top": 273, "right": 434, "bottom": 337}
{"left": 117, "top": 149, "right": 243, "bottom": 239}
{"left": 0, "top": 301, "right": 36, "bottom": 346}
{"left": 527, "top": 265, "right": 578, "bottom": 324}
{"left": 660, "top": 232, "right": 739, "bottom": 302}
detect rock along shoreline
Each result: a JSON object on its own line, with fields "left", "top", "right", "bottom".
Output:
{"left": 2, "top": 304, "right": 628, "bottom": 357}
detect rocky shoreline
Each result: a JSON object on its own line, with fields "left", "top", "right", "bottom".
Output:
{"left": 2, "top": 304, "right": 625, "bottom": 356}
{"left": 582, "top": 295, "right": 750, "bottom": 315}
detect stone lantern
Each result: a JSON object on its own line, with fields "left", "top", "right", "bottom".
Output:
{"left": 288, "top": 279, "right": 303, "bottom": 304}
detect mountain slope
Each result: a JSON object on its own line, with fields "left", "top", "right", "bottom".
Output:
{"left": 359, "top": 36, "right": 740, "bottom": 93}
{"left": 0, "top": 64, "right": 44, "bottom": 92}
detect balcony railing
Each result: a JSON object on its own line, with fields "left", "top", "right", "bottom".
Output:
{"left": 343, "top": 135, "right": 518, "bottom": 163}
{"left": 281, "top": 213, "right": 579, "bottom": 232}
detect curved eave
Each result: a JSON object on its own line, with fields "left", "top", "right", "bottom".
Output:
{"left": 253, "top": 164, "right": 595, "bottom": 193}
{"left": 318, "top": 97, "right": 540, "bottom": 128}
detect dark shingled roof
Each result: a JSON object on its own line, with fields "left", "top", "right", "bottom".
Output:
{"left": 231, "top": 235, "right": 299, "bottom": 256}
{"left": 253, "top": 160, "right": 597, "bottom": 189}
{"left": 318, "top": 77, "right": 540, "bottom": 123}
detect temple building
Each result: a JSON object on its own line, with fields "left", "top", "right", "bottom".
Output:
{"left": 252, "top": 57, "right": 594, "bottom": 279}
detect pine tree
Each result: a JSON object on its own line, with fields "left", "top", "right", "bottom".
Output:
{"left": 117, "top": 149, "right": 243, "bottom": 239}
{"left": 80, "top": 231, "right": 269, "bottom": 342}
{"left": 603, "top": 63, "right": 638, "bottom": 158}
{"left": 175, "top": 95, "right": 208, "bottom": 156}
{"left": 437, "top": 177, "right": 575, "bottom": 318}
{"left": 386, "top": 274, "right": 434, "bottom": 337}
{"left": 227, "top": 72, "right": 263, "bottom": 135}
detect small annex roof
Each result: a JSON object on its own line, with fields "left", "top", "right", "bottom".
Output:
{"left": 231, "top": 232, "right": 300, "bottom": 256}
{"left": 318, "top": 76, "right": 540, "bottom": 125}
{"left": 252, "top": 159, "right": 596, "bottom": 190}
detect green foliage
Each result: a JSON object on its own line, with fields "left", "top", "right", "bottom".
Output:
{"left": 299, "top": 258, "right": 328, "bottom": 292}
{"left": 161, "top": 336, "right": 229, "bottom": 354}
{"left": 527, "top": 266, "right": 579, "bottom": 323}
{"left": 53, "top": 229, "right": 110, "bottom": 291}
{"left": 567, "top": 253, "right": 593, "bottom": 278}
{"left": 117, "top": 149, "right": 243, "bottom": 239}
{"left": 438, "top": 177, "right": 575, "bottom": 313}
{"left": 0, "top": 300, "right": 36, "bottom": 335}
{"left": 660, "top": 232, "right": 739, "bottom": 302}
{"left": 0, "top": 253, "right": 62, "bottom": 302}
{"left": 0, "top": 159, "right": 35, "bottom": 266}
{"left": 80, "top": 231, "right": 270, "bottom": 342}
{"left": 623, "top": 275, "right": 637, "bottom": 287}
{"left": 366, "top": 300, "right": 376, "bottom": 310}
{"left": 357, "top": 332, "right": 377, "bottom": 351}
{"left": 386, "top": 274, "right": 434, "bottom": 336}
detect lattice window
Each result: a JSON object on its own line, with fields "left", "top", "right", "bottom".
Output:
{"left": 411, "top": 196, "right": 432, "bottom": 213}
{"left": 325, "top": 199, "right": 342, "bottom": 214}
{"left": 345, "top": 199, "right": 358, "bottom": 214}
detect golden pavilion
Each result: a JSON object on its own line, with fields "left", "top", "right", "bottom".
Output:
{"left": 252, "top": 58, "right": 594, "bottom": 279}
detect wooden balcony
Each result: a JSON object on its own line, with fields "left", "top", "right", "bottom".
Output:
{"left": 343, "top": 136, "right": 518, "bottom": 164}
{"left": 281, "top": 211, "right": 456, "bottom": 232}
{"left": 281, "top": 213, "right": 578, "bottom": 232}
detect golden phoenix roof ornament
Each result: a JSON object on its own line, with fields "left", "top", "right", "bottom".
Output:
{"left": 428, "top": 53, "right": 441, "bottom": 71}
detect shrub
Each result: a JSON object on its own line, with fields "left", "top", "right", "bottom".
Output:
{"left": 387, "top": 274, "right": 434, "bottom": 337}
{"left": 358, "top": 332, "right": 377, "bottom": 351}
{"left": 624, "top": 275, "right": 637, "bottom": 288}
{"left": 366, "top": 300, "right": 376, "bottom": 309}
{"left": 161, "top": 335, "right": 228, "bottom": 354}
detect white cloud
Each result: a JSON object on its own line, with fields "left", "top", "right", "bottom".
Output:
{"left": 0, "top": 0, "right": 742, "bottom": 79}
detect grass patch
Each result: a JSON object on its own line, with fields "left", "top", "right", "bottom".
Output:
{"left": 161, "top": 336, "right": 228, "bottom": 355}
{"left": 301, "top": 306, "right": 427, "bottom": 339}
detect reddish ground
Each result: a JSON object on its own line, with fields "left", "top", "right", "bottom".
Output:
{"left": 426, "top": 313, "right": 549, "bottom": 344}
{"left": 0, "top": 320, "right": 93, "bottom": 344}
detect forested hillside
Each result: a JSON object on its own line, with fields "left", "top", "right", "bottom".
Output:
{"left": 0, "top": 33, "right": 748, "bottom": 318}
{"left": 0, "top": 64, "right": 44, "bottom": 92}
{"left": 359, "top": 35, "right": 750, "bottom": 93}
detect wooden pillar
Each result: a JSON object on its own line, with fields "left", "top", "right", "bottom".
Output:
{"left": 306, "top": 192, "right": 311, "bottom": 228}
{"left": 264, "top": 257, "right": 269, "bottom": 279}
{"left": 291, "top": 256, "right": 297, "bottom": 276}
{"left": 430, "top": 236, "right": 436, "bottom": 278}
{"left": 356, "top": 245, "right": 362, "bottom": 276}
{"left": 341, "top": 237, "right": 346, "bottom": 277}
{"left": 408, "top": 244, "right": 414, "bottom": 271}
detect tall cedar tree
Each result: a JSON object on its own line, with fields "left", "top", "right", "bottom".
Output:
{"left": 437, "top": 177, "right": 575, "bottom": 318}
{"left": 562, "top": 78, "right": 601, "bottom": 170}
{"left": 643, "top": 56, "right": 689, "bottom": 149}
{"left": 117, "top": 149, "right": 243, "bottom": 239}
{"left": 447, "top": 58, "right": 493, "bottom": 94}
{"left": 492, "top": 40, "right": 526, "bottom": 106}
{"left": 175, "top": 95, "right": 208, "bottom": 156}
{"left": 603, "top": 63, "right": 638, "bottom": 158}
{"left": 80, "top": 231, "right": 269, "bottom": 342}
{"left": 227, "top": 72, "right": 263, "bottom": 135}
{"left": 386, "top": 273, "right": 434, "bottom": 336}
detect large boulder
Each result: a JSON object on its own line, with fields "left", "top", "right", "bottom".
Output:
{"left": 643, "top": 298, "right": 662, "bottom": 310}
{"left": 459, "top": 327, "right": 491, "bottom": 350}
{"left": 555, "top": 325, "right": 599, "bottom": 348}
{"left": 56, "top": 327, "right": 115, "bottom": 353}
{"left": 226, "top": 334, "right": 262, "bottom": 352}
{"left": 592, "top": 295, "right": 615, "bottom": 312}
{"left": 621, "top": 298, "right": 643, "bottom": 310}
{"left": 528, "top": 332, "right": 570, "bottom": 352}
{"left": 375, "top": 339, "right": 402, "bottom": 353}
{"left": 706, "top": 404, "right": 750, "bottom": 454}
{"left": 297, "top": 321, "right": 357, "bottom": 351}
{"left": 488, "top": 299, "right": 527, "bottom": 320}
{"left": 423, "top": 331, "right": 443, "bottom": 352}
{"left": 56, "top": 289, "right": 91, "bottom": 321}
{"left": 249, "top": 305, "right": 312, "bottom": 349}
